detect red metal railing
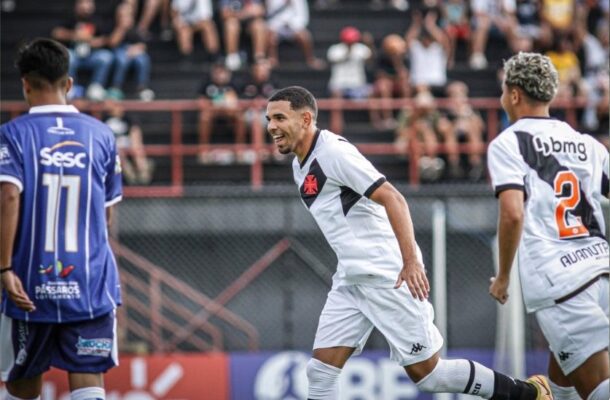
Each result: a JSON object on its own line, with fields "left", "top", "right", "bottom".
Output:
{"left": 0, "top": 97, "right": 585, "bottom": 194}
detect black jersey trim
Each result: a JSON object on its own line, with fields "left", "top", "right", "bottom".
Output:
{"left": 494, "top": 184, "right": 525, "bottom": 198}
{"left": 602, "top": 172, "right": 609, "bottom": 197}
{"left": 299, "top": 129, "right": 321, "bottom": 169}
{"left": 555, "top": 273, "right": 609, "bottom": 304}
{"left": 515, "top": 130, "right": 605, "bottom": 240}
{"left": 340, "top": 186, "right": 362, "bottom": 216}
{"left": 364, "top": 177, "right": 387, "bottom": 198}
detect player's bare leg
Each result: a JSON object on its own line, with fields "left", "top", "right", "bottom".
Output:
{"left": 69, "top": 372, "right": 105, "bottom": 399}
{"left": 548, "top": 353, "right": 580, "bottom": 400}
{"left": 567, "top": 349, "right": 609, "bottom": 400}
{"left": 6, "top": 375, "right": 42, "bottom": 399}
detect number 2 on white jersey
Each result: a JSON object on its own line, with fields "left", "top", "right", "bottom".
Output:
{"left": 42, "top": 173, "right": 80, "bottom": 252}
{"left": 553, "top": 170, "right": 589, "bottom": 239}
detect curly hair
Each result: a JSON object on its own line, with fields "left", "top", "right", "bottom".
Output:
{"left": 503, "top": 52, "right": 559, "bottom": 103}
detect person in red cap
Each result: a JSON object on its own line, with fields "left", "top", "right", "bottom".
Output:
{"left": 326, "top": 26, "right": 374, "bottom": 134}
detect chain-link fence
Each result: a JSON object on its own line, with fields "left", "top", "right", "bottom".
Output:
{"left": 112, "top": 184, "right": 559, "bottom": 359}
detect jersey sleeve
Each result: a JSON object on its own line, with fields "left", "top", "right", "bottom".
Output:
{"left": 0, "top": 126, "right": 24, "bottom": 192}
{"left": 324, "top": 140, "right": 386, "bottom": 197}
{"left": 104, "top": 136, "right": 123, "bottom": 207}
{"left": 487, "top": 133, "right": 528, "bottom": 197}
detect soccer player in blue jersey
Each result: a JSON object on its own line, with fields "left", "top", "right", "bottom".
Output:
{"left": 0, "top": 38, "right": 122, "bottom": 400}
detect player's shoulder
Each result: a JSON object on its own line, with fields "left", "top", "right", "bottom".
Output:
{"left": 318, "top": 129, "right": 356, "bottom": 156}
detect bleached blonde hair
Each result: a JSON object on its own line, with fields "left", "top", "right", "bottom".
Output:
{"left": 503, "top": 52, "right": 559, "bottom": 102}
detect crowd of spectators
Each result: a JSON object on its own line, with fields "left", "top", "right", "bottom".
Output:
{"left": 41, "top": 0, "right": 608, "bottom": 183}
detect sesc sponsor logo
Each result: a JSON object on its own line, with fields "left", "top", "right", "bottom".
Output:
{"left": 40, "top": 141, "right": 87, "bottom": 168}
{"left": 252, "top": 351, "right": 420, "bottom": 400}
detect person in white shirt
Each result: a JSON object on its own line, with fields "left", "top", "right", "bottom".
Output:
{"left": 266, "top": 85, "right": 553, "bottom": 400}
{"left": 488, "top": 52, "right": 609, "bottom": 400}
{"left": 327, "top": 26, "right": 372, "bottom": 134}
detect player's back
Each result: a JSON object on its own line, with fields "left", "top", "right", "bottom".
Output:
{"left": 0, "top": 105, "right": 122, "bottom": 323}
{"left": 488, "top": 117, "right": 609, "bottom": 311}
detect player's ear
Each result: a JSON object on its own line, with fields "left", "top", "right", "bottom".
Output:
{"left": 64, "top": 77, "right": 73, "bottom": 96}
{"left": 302, "top": 110, "right": 312, "bottom": 128}
{"left": 21, "top": 78, "right": 31, "bottom": 94}
{"left": 511, "top": 87, "right": 521, "bottom": 106}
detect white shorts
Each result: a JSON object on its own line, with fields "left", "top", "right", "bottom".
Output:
{"left": 173, "top": 0, "right": 213, "bottom": 23}
{"left": 313, "top": 284, "right": 444, "bottom": 366}
{"left": 535, "top": 275, "right": 609, "bottom": 375}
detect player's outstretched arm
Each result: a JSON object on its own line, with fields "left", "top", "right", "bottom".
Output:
{"left": 369, "top": 182, "right": 430, "bottom": 301}
{"left": 0, "top": 182, "right": 35, "bottom": 312}
{"left": 491, "top": 189, "right": 524, "bottom": 304}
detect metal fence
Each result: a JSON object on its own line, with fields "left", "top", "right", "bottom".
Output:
{"left": 112, "top": 184, "right": 532, "bottom": 356}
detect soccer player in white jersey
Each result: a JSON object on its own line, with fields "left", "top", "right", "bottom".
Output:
{"left": 488, "top": 52, "right": 609, "bottom": 400}
{"left": 0, "top": 39, "right": 122, "bottom": 400}
{"left": 266, "top": 86, "right": 553, "bottom": 400}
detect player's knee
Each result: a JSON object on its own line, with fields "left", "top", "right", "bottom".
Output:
{"left": 70, "top": 387, "right": 105, "bottom": 400}
{"left": 306, "top": 358, "right": 341, "bottom": 400}
{"left": 586, "top": 379, "right": 609, "bottom": 400}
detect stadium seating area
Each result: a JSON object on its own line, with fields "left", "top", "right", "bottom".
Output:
{"left": 1, "top": 0, "right": 606, "bottom": 186}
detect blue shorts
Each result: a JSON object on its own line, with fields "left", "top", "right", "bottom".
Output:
{"left": 0, "top": 311, "right": 118, "bottom": 382}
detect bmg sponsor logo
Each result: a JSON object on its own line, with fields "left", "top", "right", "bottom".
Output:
{"left": 76, "top": 336, "right": 112, "bottom": 357}
{"left": 40, "top": 141, "right": 87, "bottom": 168}
{"left": 533, "top": 136, "right": 587, "bottom": 161}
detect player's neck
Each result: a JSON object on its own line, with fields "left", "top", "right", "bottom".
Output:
{"left": 514, "top": 104, "right": 550, "bottom": 121}
{"left": 295, "top": 127, "right": 318, "bottom": 162}
{"left": 26, "top": 91, "right": 68, "bottom": 108}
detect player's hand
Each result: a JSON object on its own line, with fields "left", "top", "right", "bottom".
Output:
{"left": 1, "top": 271, "right": 35, "bottom": 312}
{"left": 489, "top": 276, "right": 509, "bottom": 304}
{"left": 395, "top": 260, "right": 429, "bottom": 301}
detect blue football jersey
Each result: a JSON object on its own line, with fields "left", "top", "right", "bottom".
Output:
{"left": 0, "top": 105, "right": 122, "bottom": 323}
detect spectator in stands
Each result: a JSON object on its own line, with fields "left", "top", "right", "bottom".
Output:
{"left": 546, "top": 32, "right": 586, "bottom": 98}
{"left": 104, "top": 100, "right": 154, "bottom": 184}
{"left": 369, "top": 0, "right": 409, "bottom": 10}
{"left": 395, "top": 91, "right": 461, "bottom": 181}
{"left": 446, "top": 81, "right": 486, "bottom": 181}
{"left": 219, "top": 0, "right": 267, "bottom": 71}
{"left": 326, "top": 26, "right": 373, "bottom": 134}
{"left": 171, "top": 0, "right": 220, "bottom": 61}
{"left": 197, "top": 60, "right": 245, "bottom": 163}
{"left": 371, "top": 34, "right": 410, "bottom": 130}
{"left": 577, "top": 19, "right": 609, "bottom": 130}
{"left": 52, "top": 0, "right": 113, "bottom": 101}
{"left": 541, "top": 0, "right": 576, "bottom": 36}
{"left": 469, "top": 0, "right": 522, "bottom": 69}
{"left": 440, "top": 0, "right": 470, "bottom": 68}
{"left": 515, "top": 0, "right": 552, "bottom": 51}
{"left": 406, "top": 10, "right": 450, "bottom": 95}
{"left": 106, "top": 2, "right": 155, "bottom": 101}
{"left": 265, "top": 0, "right": 325, "bottom": 70}
{"left": 131, "top": 0, "right": 173, "bottom": 41}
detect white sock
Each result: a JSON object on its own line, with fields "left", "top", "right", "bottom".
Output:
{"left": 306, "top": 358, "right": 341, "bottom": 399}
{"left": 6, "top": 394, "right": 40, "bottom": 400}
{"left": 549, "top": 380, "right": 580, "bottom": 400}
{"left": 587, "top": 379, "right": 609, "bottom": 400}
{"left": 70, "top": 387, "right": 105, "bottom": 400}
{"left": 415, "top": 359, "right": 495, "bottom": 398}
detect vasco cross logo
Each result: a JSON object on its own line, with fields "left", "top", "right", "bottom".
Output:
{"left": 303, "top": 174, "right": 318, "bottom": 195}
{"left": 409, "top": 343, "right": 426, "bottom": 354}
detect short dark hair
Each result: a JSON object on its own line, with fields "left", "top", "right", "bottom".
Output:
{"left": 16, "top": 38, "right": 70, "bottom": 89}
{"left": 268, "top": 86, "right": 318, "bottom": 120}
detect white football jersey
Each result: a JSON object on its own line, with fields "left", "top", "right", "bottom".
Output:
{"left": 488, "top": 117, "right": 609, "bottom": 312}
{"left": 293, "top": 129, "right": 422, "bottom": 288}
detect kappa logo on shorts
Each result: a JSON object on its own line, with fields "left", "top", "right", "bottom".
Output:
{"left": 409, "top": 343, "right": 426, "bottom": 354}
{"left": 558, "top": 351, "right": 573, "bottom": 361}
{"left": 76, "top": 336, "right": 112, "bottom": 357}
